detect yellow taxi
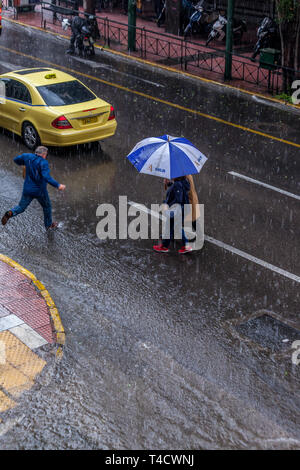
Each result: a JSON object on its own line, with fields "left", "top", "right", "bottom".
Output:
{"left": 0, "top": 67, "right": 117, "bottom": 149}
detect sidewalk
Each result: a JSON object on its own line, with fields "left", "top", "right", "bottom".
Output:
{"left": 2, "top": 4, "right": 290, "bottom": 98}
{"left": 0, "top": 255, "right": 64, "bottom": 416}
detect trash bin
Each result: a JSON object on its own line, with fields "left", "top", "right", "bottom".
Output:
{"left": 259, "top": 48, "right": 281, "bottom": 70}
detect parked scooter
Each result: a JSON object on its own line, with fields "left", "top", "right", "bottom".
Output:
{"left": 251, "top": 17, "right": 279, "bottom": 61}
{"left": 206, "top": 12, "right": 246, "bottom": 46}
{"left": 183, "top": 0, "right": 206, "bottom": 39}
{"left": 157, "top": 0, "right": 166, "bottom": 27}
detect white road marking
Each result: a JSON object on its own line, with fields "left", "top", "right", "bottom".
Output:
{"left": 228, "top": 171, "right": 300, "bottom": 201}
{"left": 204, "top": 235, "right": 300, "bottom": 283}
{"left": 128, "top": 200, "right": 300, "bottom": 284}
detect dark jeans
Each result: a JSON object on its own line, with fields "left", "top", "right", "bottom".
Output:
{"left": 162, "top": 216, "right": 188, "bottom": 248}
{"left": 69, "top": 32, "right": 83, "bottom": 53}
{"left": 11, "top": 191, "right": 52, "bottom": 229}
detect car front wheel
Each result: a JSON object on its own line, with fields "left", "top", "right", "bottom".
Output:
{"left": 22, "top": 122, "right": 41, "bottom": 150}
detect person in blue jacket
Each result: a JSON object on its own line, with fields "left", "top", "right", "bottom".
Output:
{"left": 153, "top": 176, "right": 193, "bottom": 254}
{"left": 1, "top": 146, "right": 66, "bottom": 230}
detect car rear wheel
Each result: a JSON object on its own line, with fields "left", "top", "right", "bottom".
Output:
{"left": 22, "top": 122, "right": 41, "bottom": 150}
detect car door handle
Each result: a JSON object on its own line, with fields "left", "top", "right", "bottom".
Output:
{"left": 19, "top": 107, "right": 26, "bottom": 112}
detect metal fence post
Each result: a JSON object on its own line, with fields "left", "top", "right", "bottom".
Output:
{"left": 128, "top": 0, "right": 136, "bottom": 52}
{"left": 225, "top": 0, "right": 235, "bottom": 81}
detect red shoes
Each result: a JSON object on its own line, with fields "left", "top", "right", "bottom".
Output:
{"left": 178, "top": 246, "right": 193, "bottom": 254}
{"left": 153, "top": 244, "right": 193, "bottom": 254}
{"left": 153, "top": 244, "right": 169, "bottom": 253}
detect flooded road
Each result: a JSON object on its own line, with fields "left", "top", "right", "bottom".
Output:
{"left": 0, "top": 20, "right": 299, "bottom": 449}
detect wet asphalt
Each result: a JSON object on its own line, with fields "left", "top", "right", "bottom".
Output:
{"left": 0, "top": 20, "right": 299, "bottom": 449}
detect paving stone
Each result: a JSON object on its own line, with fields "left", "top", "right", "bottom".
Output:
{"left": 9, "top": 324, "right": 48, "bottom": 349}
{"left": 0, "top": 306, "right": 10, "bottom": 318}
{"left": 0, "top": 314, "right": 24, "bottom": 332}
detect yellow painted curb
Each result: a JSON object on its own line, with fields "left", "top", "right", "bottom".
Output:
{"left": 0, "top": 254, "right": 65, "bottom": 356}
{"left": 3, "top": 15, "right": 300, "bottom": 112}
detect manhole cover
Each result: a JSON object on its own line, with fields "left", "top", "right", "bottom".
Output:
{"left": 235, "top": 314, "right": 300, "bottom": 353}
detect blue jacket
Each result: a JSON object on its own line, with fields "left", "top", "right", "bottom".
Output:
{"left": 164, "top": 178, "right": 190, "bottom": 208}
{"left": 14, "top": 153, "right": 60, "bottom": 196}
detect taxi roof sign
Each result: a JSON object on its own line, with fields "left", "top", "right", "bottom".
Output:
{"left": 45, "top": 73, "right": 57, "bottom": 79}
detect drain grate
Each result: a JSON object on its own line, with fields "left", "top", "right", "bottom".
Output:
{"left": 235, "top": 314, "right": 300, "bottom": 353}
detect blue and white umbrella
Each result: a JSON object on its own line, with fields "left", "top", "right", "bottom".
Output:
{"left": 126, "top": 135, "right": 207, "bottom": 179}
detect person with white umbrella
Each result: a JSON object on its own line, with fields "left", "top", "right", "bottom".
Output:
{"left": 154, "top": 175, "right": 192, "bottom": 254}
{"left": 126, "top": 134, "right": 208, "bottom": 254}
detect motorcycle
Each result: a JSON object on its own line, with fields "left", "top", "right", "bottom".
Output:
{"left": 183, "top": 0, "right": 206, "bottom": 39}
{"left": 206, "top": 13, "right": 247, "bottom": 46}
{"left": 62, "top": 18, "right": 95, "bottom": 58}
{"left": 80, "top": 26, "right": 96, "bottom": 58}
{"left": 251, "top": 17, "right": 279, "bottom": 61}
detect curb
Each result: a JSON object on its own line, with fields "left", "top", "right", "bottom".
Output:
{"left": 2, "top": 15, "right": 300, "bottom": 113}
{"left": 0, "top": 254, "right": 65, "bottom": 360}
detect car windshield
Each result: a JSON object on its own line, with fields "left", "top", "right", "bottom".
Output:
{"left": 37, "top": 80, "right": 96, "bottom": 106}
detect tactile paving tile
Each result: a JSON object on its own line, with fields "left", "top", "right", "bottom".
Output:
{"left": 15, "top": 359, "right": 46, "bottom": 380}
{"left": 5, "top": 298, "right": 49, "bottom": 318}
{"left": 0, "top": 331, "right": 21, "bottom": 350}
{"left": 0, "top": 262, "right": 56, "bottom": 413}
{"left": 0, "top": 390, "right": 16, "bottom": 412}
{"left": 0, "top": 271, "right": 29, "bottom": 287}
{"left": 0, "top": 283, "right": 38, "bottom": 303}
{"left": 16, "top": 311, "right": 49, "bottom": 330}
{"left": 9, "top": 324, "right": 48, "bottom": 349}
{"left": 0, "top": 263, "right": 16, "bottom": 275}
{"left": 0, "top": 364, "right": 32, "bottom": 391}
{"left": 8, "top": 381, "right": 35, "bottom": 399}
{"left": 4, "top": 343, "right": 40, "bottom": 367}
{"left": 36, "top": 324, "right": 56, "bottom": 344}
{"left": 0, "top": 331, "right": 46, "bottom": 399}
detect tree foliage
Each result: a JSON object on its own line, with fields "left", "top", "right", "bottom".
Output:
{"left": 275, "top": 0, "right": 300, "bottom": 90}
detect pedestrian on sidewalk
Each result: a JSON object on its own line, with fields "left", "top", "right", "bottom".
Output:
{"left": 1, "top": 146, "right": 66, "bottom": 230}
{"left": 153, "top": 176, "right": 193, "bottom": 254}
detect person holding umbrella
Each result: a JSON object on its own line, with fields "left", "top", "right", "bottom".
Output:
{"left": 154, "top": 175, "right": 192, "bottom": 254}
{"left": 126, "top": 134, "right": 207, "bottom": 254}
